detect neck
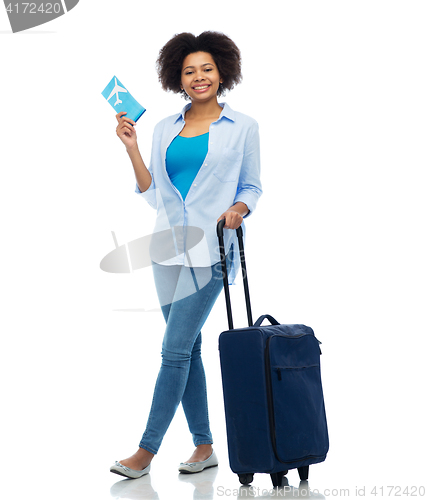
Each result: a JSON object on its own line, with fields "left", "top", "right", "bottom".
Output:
{"left": 186, "top": 97, "right": 222, "bottom": 119}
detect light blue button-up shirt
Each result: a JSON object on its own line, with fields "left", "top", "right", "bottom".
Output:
{"left": 135, "top": 102, "right": 263, "bottom": 285}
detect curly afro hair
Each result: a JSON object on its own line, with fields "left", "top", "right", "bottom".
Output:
{"left": 156, "top": 31, "right": 242, "bottom": 100}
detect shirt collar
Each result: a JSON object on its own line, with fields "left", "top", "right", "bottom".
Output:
{"left": 174, "top": 102, "right": 235, "bottom": 124}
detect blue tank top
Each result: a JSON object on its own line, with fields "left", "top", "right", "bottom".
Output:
{"left": 166, "top": 133, "right": 209, "bottom": 200}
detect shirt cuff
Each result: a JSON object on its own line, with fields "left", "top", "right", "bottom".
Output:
{"left": 234, "top": 189, "right": 260, "bottom": 219}
{"left": 135, "top": 177, "right": 156, "bottom": 209}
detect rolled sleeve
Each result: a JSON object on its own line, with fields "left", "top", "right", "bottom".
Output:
{"left": 233, "top": 121, "right": 263, "bottom": 218}
{"left": 134, "top": 132, "right": 157, "bottom": 210}
{"left": 135, "top": 170, "right": 156, "bottom": 209}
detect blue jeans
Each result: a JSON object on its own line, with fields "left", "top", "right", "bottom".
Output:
{"left": 139, "top": 244, "right": 234, "bottom": 454}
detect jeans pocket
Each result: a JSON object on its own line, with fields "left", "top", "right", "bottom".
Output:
{"left": 213, "top": 148, "right": 243, "bottom": 182}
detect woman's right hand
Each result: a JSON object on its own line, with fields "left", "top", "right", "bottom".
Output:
{"left": 116, "top": 111, "right": 137, "bottom": 150}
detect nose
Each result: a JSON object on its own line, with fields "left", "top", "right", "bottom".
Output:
{"left": 194, "top": 70, "right": 205, "bottom": 81}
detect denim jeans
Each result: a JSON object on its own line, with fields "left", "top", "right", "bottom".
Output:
{"left": 139, "top": 244, "right": 234, "bottom": 454}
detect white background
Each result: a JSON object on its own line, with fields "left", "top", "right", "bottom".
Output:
{"left": 1, "top": 1, "right": 426, "bottom": 499}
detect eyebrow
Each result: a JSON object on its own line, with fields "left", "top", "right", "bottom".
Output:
{"left": 183, "top": 63, "right": 214, "bottom": 71}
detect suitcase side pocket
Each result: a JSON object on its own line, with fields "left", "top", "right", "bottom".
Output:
{"left": 266, "top": 335, "right": 329, "bottom": 465}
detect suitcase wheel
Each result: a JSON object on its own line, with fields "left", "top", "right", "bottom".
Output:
{"left": 270, "top": 470, "right": 288, "bottom": 487}
{"left": 238, "top": 473, "right": 254, "bottom": 485}
{"left": 298, "top": 465, "right": 309, "bottom": 481}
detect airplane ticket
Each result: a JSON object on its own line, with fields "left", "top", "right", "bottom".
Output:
{"left": 101, "top": 76, "right": 146, "bottom": 123}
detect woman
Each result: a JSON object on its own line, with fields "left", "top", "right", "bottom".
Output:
{"left": 110, "top": 31, "right": 263, "bottom": 478}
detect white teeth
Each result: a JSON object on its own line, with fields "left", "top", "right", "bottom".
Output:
{"left": 194, "top": 85, "right": 209, "bottom": 90}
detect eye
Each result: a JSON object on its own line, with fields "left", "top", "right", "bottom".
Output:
{"left": 185, "top": 71, "right": 193, "bottom": 75}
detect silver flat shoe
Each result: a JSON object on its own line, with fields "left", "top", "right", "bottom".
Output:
{"left": 178, "top": 449, "right": 218, "bottom": 474}
{"left": 110, "top": 461, "right": 151, "bottom": 479}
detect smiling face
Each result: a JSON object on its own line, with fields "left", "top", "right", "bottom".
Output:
{"left": 181, "top": 51, "right": 223, "bottom": 103}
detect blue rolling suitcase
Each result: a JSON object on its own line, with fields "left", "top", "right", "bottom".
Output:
{"left": 217, "top": 219, "right": 329, "bottom": 487}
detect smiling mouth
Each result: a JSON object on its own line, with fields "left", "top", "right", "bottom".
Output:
{"left": 192, "top": 85, "right": 211, "bottom": 90}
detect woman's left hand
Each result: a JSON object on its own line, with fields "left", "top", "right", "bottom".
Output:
{"left": 217, "top": 210, "right": 243, "bottom": 230}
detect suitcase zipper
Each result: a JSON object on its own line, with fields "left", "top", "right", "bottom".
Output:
{"left": 274, "top": 365, "right": 320, "bottom": 380}
{"left": 264, "top": 334, "right": 325, "bottom": 465}
{"left": 264, "top": 335, "right": 282, "bottom": 463}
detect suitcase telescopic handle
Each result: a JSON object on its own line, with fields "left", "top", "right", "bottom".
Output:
{"left": 216, "top": 218, "right": 253, "bottom": 330}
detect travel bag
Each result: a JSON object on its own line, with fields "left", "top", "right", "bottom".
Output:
{"left": 216, "top": 219, "right": 329, "bottom": 487}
